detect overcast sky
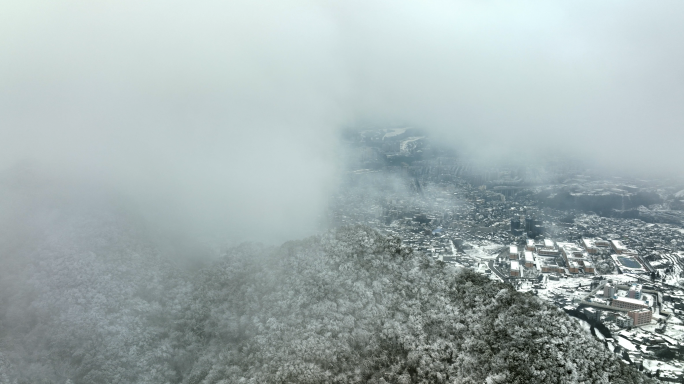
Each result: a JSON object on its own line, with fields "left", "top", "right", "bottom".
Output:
{"left": 2, "top": 0, "right": 683, "bottom": 242}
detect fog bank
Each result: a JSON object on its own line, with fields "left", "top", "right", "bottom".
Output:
{"left": 2, "top": 0, "right": 683, "bottom": 241}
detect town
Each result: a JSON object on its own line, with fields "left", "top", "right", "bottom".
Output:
{"left": 330, "top": 127, "right": 684, "bottom": 382}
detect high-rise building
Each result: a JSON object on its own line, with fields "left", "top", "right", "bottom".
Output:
{"left": 525, "top": 217, "right": 544, "bottom": 238}
{"left": 628, "top": 309, "right": 652, "bottom": 326}
{"left": 603, "top": 284, "right": 616, "bottom": 298}
{"left": 510, "top": 217, "right": 523, "bottom": 236}
{"left": 627, "top": 284, "right": 642, "bottom": 300}
{"left": 612, "top": 297, "right": 649, "bottom": 311}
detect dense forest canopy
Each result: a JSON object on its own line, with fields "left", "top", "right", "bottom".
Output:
{"left": 0, "top": 177, "right": 654, "bottom": 383}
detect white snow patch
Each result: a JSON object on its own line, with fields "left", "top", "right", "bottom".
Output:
{"left": 382, "top": 128, "right": 408, "bottom": 140}
{"left": 464, "top": 241, "right": 502, "bottom": 261}
{"left": 616, "top": 335, "right": 637, "bottom": 351}
{"left": 399, "top": 136, "right": 424, "bottom": 154}
{"left": 595, "top": 328, "right": 606, "bottom": 341}
{"left": 643, "top": 359, "right": 684, "bottom": 375}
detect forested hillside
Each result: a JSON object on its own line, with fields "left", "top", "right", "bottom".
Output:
{"left": 179, "top": 227, "right": 654, "bottom": 384}
{"left": 0, "top": 175, "right": 655, "bottom": 383}
{"left": 0, "top": 173, "right": 190, "bottom": 383}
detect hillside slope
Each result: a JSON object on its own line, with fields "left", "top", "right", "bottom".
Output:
{"left": 0, "top": 171, "right": 189, "bottom": 384}
{"left": 181, "top": 226, "right": 653, "bottom": 384}
{"left": 0, "top": 170, "right": 655, "bottom": 383}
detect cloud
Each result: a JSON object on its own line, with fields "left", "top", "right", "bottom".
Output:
{"left": 330, "top": 0, "right": 684, "bottom": 174}
{"left": 1, "top": 0, "right": 682, "bottom": 242}
{"left": 0, "top": 0, "right": 349, "bottom": 242}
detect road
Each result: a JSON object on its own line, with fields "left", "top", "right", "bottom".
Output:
{"left": 488, "top": 260, "right": 509, "bottom": 282}
{"left": 578, "top": 301, "right": 629, "bottom": 312}
{"left": 583, "top": 280, "right": 606, "bottom": 301}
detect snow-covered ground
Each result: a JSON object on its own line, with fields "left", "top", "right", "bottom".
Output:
{"left": 399, "top": 136, "right": 424, "bottom": 154}
{"left": 576, "top": 318, "right": 592, "bottom": 335}
{"left": 607, "top": 274, "right": 642, "bottom": 285}
{"left": 463, "top": 241, "right": 502, "bottom": 261}
{"left": 662, "top": 321, "right": 684, "bottom": 343}
{"left": 659, "top": 252, "right": 684, "bottom": 286}
{"left": 616, "top": 334, "right": 637, "bottom": 351}
{"left": 382, "top": 128, "right": 408, "bottom": 140}
{"left": 532, "top": 275, "right": 596, "bottom": 303}
{"left": 595, "top": 327, "right": 607, "bottom": 341}
{"left": 643, "top": 359, "right": 684, "bottom": 376}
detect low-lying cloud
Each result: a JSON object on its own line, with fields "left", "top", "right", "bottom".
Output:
{"left": 2, "top": 0, "right": 682, "bottom": 242}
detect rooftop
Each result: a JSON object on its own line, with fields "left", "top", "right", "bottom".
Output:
{"left": 613, "top": 297, "right": 649, "bottom": 306}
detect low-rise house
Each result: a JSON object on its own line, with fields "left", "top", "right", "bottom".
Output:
{"left": 524, "top": 251, "right": 535, "bottom": 268}
{"left": 509, "top": 245, "right": 518, "bottom": 259}
{"left": 538, "top": 257, "right": 561, "bottom": 273}
{"left": 611, "top": 239, "right": 628, "bottom": 254}
{"left": 581, "top": 238, "right": 598, "bottom": 254}
{"left": 510, "top": 260, "right": 521, "bottom": 277}
{"left": 584, "top": 307, "right": 601, "bottom": 321}
{"left": 616, "top": 314, "right": 634, "bottom": 328}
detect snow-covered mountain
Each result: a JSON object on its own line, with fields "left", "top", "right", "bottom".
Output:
{"left": 0, "top": 171, "right": 653, "bottom": 383}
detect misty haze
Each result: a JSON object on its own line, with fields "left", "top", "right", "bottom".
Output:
{"left": 1, "top": 1, "right": 683, "bottom": 383}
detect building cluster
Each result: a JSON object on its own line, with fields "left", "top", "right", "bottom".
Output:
{"left": 525, "top": 271, "right": 684, "bottom": 380}
{"left": 333, "top": 128, "right": 684, "bottom": 380}
{"left": 497, "top": 237, "right": 601, "bottom": 279}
